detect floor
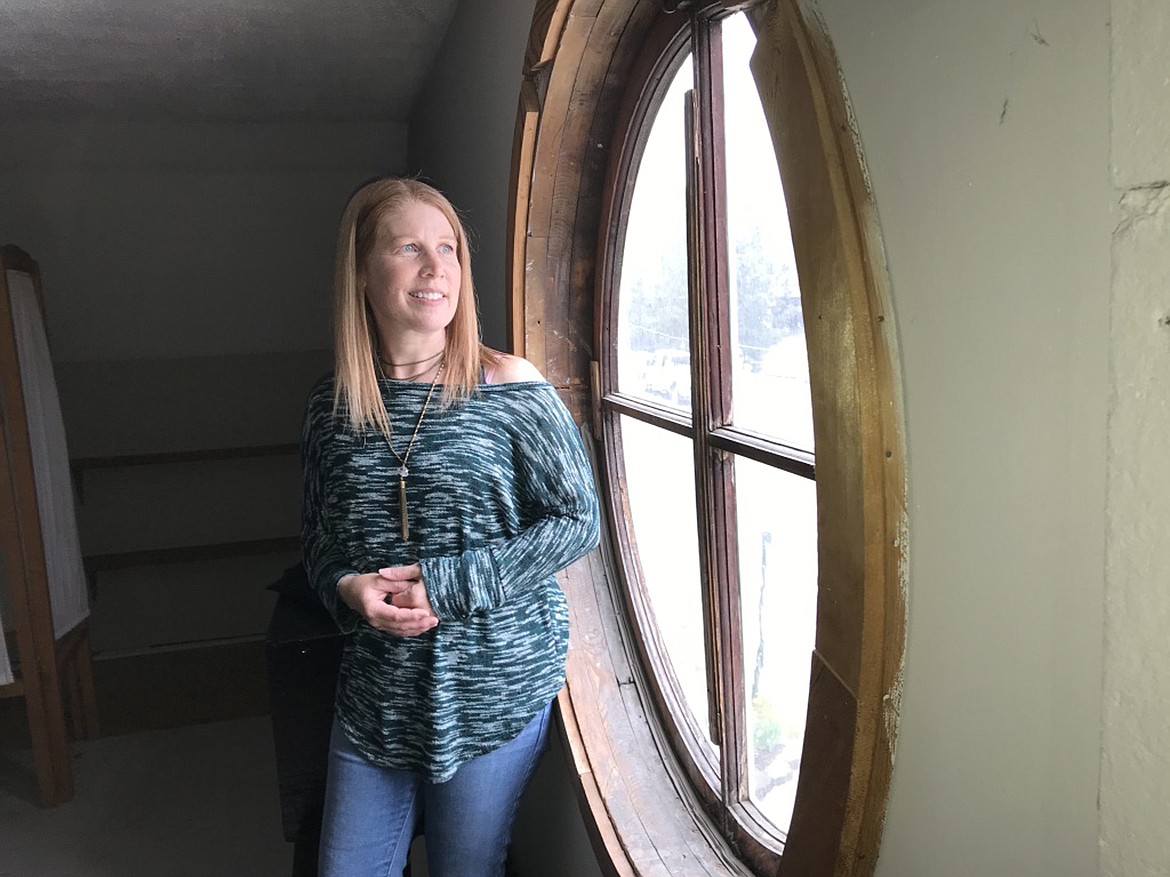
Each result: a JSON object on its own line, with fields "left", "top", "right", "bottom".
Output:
{"left": 0, "top": 716, "right": 294, "bottom": 877}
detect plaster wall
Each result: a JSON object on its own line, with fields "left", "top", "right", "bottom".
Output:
{"left": 1100, "top": 1, "right": 1170, "bottom": 874}
{"left": 1110, "top": 0, "right": 1170, "bottom": 187}
{"left": 815, "top": 1, "right": 1111, "bottom": 875}
{"left": 0, "top": 118, "right": 405, "bottom": 363}
{"left": 0, "top": 118, "right": 396, "bottom": 653}
{"left": 406, "top": 0, "right": 539, "bottom": 351}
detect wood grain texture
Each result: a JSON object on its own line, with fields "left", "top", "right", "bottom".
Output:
{"left": 791, "top": 4, "right": 907, "bottom": 868}
{"left": 507, "top": 80, "right": 541, "bottom": 355}
{"left": 513, "top": 0, "right": 906, "bottom": 874}
{"left": 524, "top": 1, "right": 659, "bottom": 389}
{"left": 778, "top": 652, "right": 856, "bottom": 877}
{"left": 0, "top": 245, "right": 76, "bottom": 805}
{"left": 752, "top": 4, "right": 866, "bottom": 698}
{"left": 559, "top": 550, "right": 756, "bottom": 877}
{"left": 751, "top": 1, "right": 906, "bottom": 872}
{"left": 525, "top": 0, "right": 573, "bottom": 74}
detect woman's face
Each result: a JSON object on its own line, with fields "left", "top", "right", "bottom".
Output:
{"left": 362, "top": 200, "right": 461, "bottom": 344}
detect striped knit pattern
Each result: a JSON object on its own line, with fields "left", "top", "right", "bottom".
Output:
{"left": 301, "top": 376, "right": 600, "bottom": 782}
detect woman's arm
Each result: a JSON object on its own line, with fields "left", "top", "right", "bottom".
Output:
{"left": 417, "top": 382, "right": 601, "bottom": 620}
{"left": 299, "top": 384, "right": 364, "bottom": 631}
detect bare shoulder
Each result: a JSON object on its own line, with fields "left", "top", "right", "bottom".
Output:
{"left": 490, "top": 354, "right": 546, "bottom": 384}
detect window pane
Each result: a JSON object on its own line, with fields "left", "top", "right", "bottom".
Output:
{"left": 735, "top": 456, "right": 816, "bottom": 836}
{"left": 722, "top": 14, "right": 813, "bottom": 451}
{"left": 615, "top": 56, "right": 694, "bottom": 412}
{"left": 619, "top": 415, "right": 712, "bottom": 743}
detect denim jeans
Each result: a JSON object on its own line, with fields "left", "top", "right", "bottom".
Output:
{"left": 318, "top": 702, "right": 552, "bottom": 877}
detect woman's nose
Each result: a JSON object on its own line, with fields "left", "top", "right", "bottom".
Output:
{"left": 419, "top": 248, "right": 443, "bottom": 275}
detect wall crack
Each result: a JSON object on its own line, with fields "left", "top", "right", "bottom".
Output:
{"left": 1113, "top": 182, "right": 1170, "bottom": 237}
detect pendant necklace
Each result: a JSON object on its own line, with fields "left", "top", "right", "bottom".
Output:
{"left": 381, "top": 358, "right": 444, "bottom": 540}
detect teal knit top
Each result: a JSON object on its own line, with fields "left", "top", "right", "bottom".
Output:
{"left": 300, "top": 376, "right": 600, "bottom": 782}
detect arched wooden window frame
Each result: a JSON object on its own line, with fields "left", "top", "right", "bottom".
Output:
{"left": 508, "top": 1, "right": 907, "bottom": 874}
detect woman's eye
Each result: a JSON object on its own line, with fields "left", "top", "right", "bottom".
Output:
{"left": 439, "top": 244, "right": 455, "bottom": 256}
{"left": 401, "top": 243, "right": 419, "bottom": 253}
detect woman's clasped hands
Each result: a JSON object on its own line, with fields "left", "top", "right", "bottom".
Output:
{"left": 337, "top": 564, "right": 438, "bottom": 637}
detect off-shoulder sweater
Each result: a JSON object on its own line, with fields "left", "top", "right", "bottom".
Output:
{"left": 300, "top": 376, "right": 600, "bottom": 782}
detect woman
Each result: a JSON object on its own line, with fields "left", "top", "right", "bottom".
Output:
{"left": 301, "top": 177, "right": 600, "bottom": 876}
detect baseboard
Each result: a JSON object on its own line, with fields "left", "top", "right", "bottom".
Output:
{"left": 0, "top": 638, "right": 271, "bottom": 745}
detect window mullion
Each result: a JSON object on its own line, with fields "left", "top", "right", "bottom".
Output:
{"left": 683, "top": 85, "right": 725, "bottom": 752}
{"left": 691, "top": 12, "right": 750, "bottom": 810}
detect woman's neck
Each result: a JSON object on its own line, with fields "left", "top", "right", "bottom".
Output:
{"left": 377, "top": 334, "right": 447, "bottom": 381}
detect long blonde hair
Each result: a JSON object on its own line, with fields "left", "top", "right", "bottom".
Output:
{"left": 332, "top": 177, "right": 499, "bottom": 436}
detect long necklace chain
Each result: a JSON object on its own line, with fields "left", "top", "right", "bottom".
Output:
{"left": 384, "top": 359, "right": 444, "bottom": 540}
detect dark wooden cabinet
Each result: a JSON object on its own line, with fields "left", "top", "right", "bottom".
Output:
{"left": 265, "top": 594, "right": 344, "bottom": 877}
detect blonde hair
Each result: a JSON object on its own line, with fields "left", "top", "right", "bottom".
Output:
{"left": 332, "top": 177, "right": 500, "bottom": 436}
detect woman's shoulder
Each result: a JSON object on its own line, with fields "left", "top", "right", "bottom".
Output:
{"left": 486, "top": 354, "right": 546, "bottom": 385}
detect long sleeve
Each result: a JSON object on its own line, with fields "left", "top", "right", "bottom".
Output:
{"left": 419, "top": 388, "right": 600, "bottom": 620}
{"left": 300, "top": 382, "right": 362, "bottom": 632}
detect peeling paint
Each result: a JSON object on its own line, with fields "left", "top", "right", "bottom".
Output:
{"left": 883, "top": 664, "right": 904, "bottom": 759}
{"left": 885, "top": 504, "right": 910, "bottom": 761}
{"left": 839, "top": 80, "right": 874, "bottom": 198}
{"left": 806, "top": 1, "right": 875, "bottom": 199}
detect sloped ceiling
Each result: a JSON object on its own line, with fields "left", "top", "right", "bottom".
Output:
{"left": 0, "top": 0, "right": 461, "bottom": 121}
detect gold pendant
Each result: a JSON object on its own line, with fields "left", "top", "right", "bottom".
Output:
{"left": 398, "top": 476, "right": 409, "bottom": 540}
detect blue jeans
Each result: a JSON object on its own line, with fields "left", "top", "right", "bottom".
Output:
{"left": 318, "top": 703, "right": 552, "bottom": 877}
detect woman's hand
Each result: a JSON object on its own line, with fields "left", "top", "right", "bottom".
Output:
{"left": 337, "top": 564, "right": 438, "bottom": 637}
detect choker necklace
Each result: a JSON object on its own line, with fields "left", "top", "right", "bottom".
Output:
{"left": 385, "top": 358, "right": 444, "bottom": 540}
{"left": 379, "top": 349, "right": 444, "bottom": 370}
{"left": 379, "top": 357, "right": 443, "bottom": 382}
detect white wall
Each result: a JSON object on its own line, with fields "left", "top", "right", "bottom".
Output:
{"left": 2, "top": 118, "right": 405, "bottom": 451}
{"left": 816, "top": 1, "right": 1112, "bottom": 875}
{"left": 1101, "top": 1, "right": 1170, "bottom": 874}
{"left": 1, "top": 118, "right": 404, "bottom": 653}
{"left": 1, "top": 118, "right": 405, "bottom": 363}
{"left": 406, "top": 0, "right": 538, "bottom": 350}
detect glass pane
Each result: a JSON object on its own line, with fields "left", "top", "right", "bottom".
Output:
{"left": 722, "top": 14, "right": 813, "bottom": 451}
{"left": 735, "top": 456, "right": 817, "bottom": 836}
{"left": 615, "top": 56, "right": 694, "bottom": 412}
{"left": 619, "top": 415, "right": 712, "bottom": 743}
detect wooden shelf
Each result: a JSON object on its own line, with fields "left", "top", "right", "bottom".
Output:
{"left": 84, "top": 536, "right": 301, "bottom": 574}
{"left": 71, "top": 442, "right": 300, "bottom": 474}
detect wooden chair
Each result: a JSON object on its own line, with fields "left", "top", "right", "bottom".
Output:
{"left": 0, "top": 244, "right": 99, "bottom": 806}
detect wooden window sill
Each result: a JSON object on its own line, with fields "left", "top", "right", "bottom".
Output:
{"left": 556, "top": 550, "right": 757, "bottom": 877}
